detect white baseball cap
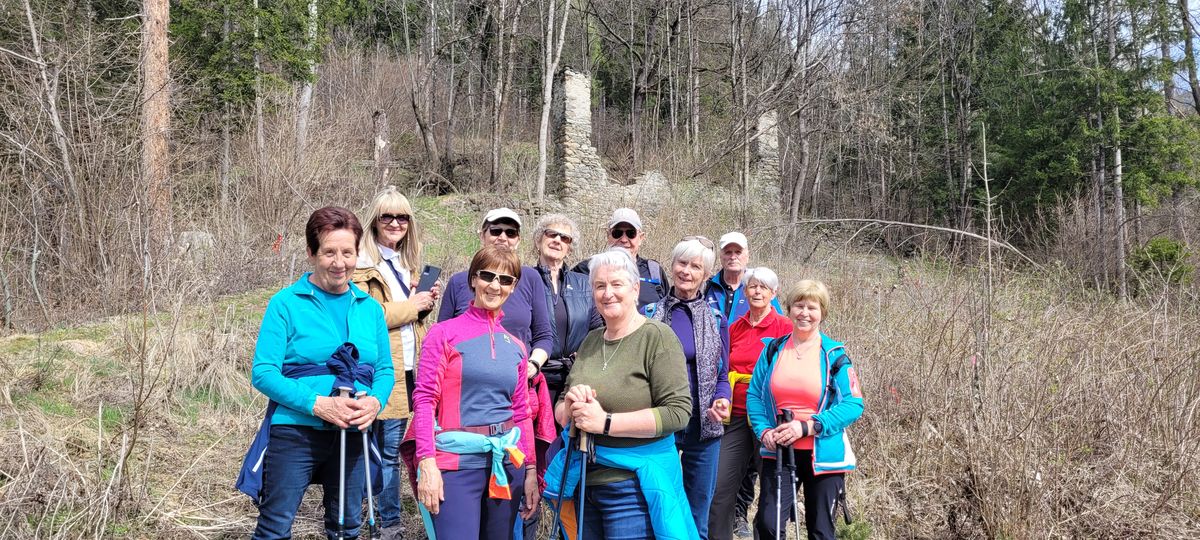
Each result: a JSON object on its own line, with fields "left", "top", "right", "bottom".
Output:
{"left": 481, "top": 207, "right": 522, "bottom": 230}
{"left": 718, "top": 232, "right": 749, "bottom": 250}
{"left": 607, "top": 208, "right": 643, "bottom": 231}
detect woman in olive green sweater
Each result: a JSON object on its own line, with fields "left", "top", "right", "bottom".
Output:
{"left": 556, "top": 247, "right": 694, "bottom": 538}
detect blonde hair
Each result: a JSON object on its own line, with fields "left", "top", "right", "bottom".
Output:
{"left": 783, "top": 279, "right": 830, "bottom": 318}
{"left": 360, "top": 187, "right": 422, "bottom": 273}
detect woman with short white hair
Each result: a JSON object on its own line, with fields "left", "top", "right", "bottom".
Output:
{"left": 707, "top": 267, "right": 792, "bottom": 540}
{"left": 644, "top": 236, "right": 732, "bottom": 539}
{"left": 544, "top": 247, "right": 697, "bottom": 539}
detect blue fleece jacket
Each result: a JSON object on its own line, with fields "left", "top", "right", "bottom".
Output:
{"left": 704, "top": 271, "right": 783, "bottom": 321}
{"left": 437, "top": 266, "right": 553, "bottom": 355}
{"left": 746, "top": 332, "right": 864, "bottom": 474}
{"left": 250, "top": 273, "right": 395, "bottom": 428}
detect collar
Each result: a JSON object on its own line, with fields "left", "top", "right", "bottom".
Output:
{"left": 289, "top": 272, "right": 369, "bottom": 300}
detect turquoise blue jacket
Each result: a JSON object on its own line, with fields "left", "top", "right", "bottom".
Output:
{"left": 746, "top": 332, "right": 863, "bottom": 474}
{"left": 542, "top": 429, "right": 700, "bottom": 540}
{"left": 250, "top": 273, "right": 394, "bottom": 428}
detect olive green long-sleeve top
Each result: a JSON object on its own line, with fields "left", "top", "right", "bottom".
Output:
{"left": 561, "top": 319, "right": 692, "bottom": 484}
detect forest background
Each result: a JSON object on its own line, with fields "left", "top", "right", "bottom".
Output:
{"left": 1, "top": 0, "right": 1199, "bottom": 537}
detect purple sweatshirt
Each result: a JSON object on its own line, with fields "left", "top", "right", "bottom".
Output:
{"left": 437, "top": 266, "right": 553, "bottom": 355}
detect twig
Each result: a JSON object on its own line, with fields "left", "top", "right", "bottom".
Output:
{"left": 757, "top": 218, "right": 1040, "bottom": 267}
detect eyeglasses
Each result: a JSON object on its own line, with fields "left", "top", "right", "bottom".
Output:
{"left": 543, "top": 229, "right": 574, "bottom": 244}
{"left": 682, "top": 235, "right": 715, "bottom": 249}
{"left": 378, "top": 213, "right": 410, "bottom": 225}
{"left": 476, "top": 270, "right": 517, "bottom": 287}
{"left": 610, "top": 228, "right": 638, "bottom": 240}
{"left": 487, "top": 227, "right": 520, "bottom": 239}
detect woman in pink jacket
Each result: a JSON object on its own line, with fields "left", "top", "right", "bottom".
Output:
{"left": 410, "top": 246, "right": 539, "bottom": 538}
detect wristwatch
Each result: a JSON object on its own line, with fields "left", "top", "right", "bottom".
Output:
{"left": 603, "top": 413, "right": 613, "bottom": 435}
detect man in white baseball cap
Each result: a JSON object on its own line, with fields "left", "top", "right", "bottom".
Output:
{"left": 705, "top": 231, "right": 782, "bottom": 321}
{"left": 573, "top": 207, "right": 671, "bottom": 308}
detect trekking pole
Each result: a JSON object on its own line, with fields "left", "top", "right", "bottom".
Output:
{"left": 336, "top": 386, "right": 353, "bottom": 540}
{"left": 548, "top": 426, "right": 577, "bottom": 540}
{"left": 774, "top": 409, "right": 794, "bottom": 540}
{"left": 576, "top": 430, "right": 591, "bottom": 540}
{"left": 356, "top": 391, "right": 379, "bottom": 540}
{"left": 786, "top": 444, "right": 801, "bottom": 540}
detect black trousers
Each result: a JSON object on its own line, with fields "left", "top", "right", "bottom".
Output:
{"left": 753, "top": 449, "right": 844, "bottom": 540}
{"left": 710, "top": 416, "right": 761, "bottom": 539}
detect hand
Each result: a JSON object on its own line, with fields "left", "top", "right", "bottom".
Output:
{"left": 705, "top": 398, "right": 731, "bottom": 423}
{"left": 570, "top": 398, "right": 606, "bottom": 434}
{"left": 430, "top": 282, "right": 442, "bottom": 301}
{"left": 527, "top": 361, "right": 540, "bottom": 379}
{"left": 761, "top": 428, "right": 778, "bottom": 453}
{"left": 417, "top": 458, "right": 444, "bottom": 514}
{"left": 562, "top": 384, "right": 596, "bottom": 412}
{"left": 520, "top": 470, "right": 541, "bottom": 519}
{"left": 771, "top": 420, "right": 812, "bottom": 447}
{"left": 347, "top": 396, "right": 382, "bottom": 431}
{"left": 411, "top": 291, "right": 436, "bottom": 311}
{"left": 312, "top": 395, "right": 357, "bottom": 428}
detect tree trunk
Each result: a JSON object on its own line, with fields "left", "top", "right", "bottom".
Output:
{"left": 1109, "top": 0, "right": 1127, "bottom": 300}
{"left": 142, "top": 0, "right": 171, "bottom": 253}
{"left": 220, "top": 9, "right": 232, "bottom": 209}
{"left": 536, "top": 0, "right": 572, "bottom": 201}
{"left": 1160, "top": 0, "right": 1175, "bottom": 113}
{"left": 1179, "top": 0, "right": 1200, "bottom": 114}
{"left": 296, "top": 0, "right": 318, "bottom": 160}
{"left": 254, "top": 0, "right": 266, "bottom": 173}
{"left": 373, "top": 110, "right": 390, "bottom": 185}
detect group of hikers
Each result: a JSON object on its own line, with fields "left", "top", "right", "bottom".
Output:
{"left": 237, "top": 186, "right": 865, "bottom": 540}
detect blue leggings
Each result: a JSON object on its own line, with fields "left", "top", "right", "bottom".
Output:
{"left": 429, "top": 461, "right": 525, "bottom": 539}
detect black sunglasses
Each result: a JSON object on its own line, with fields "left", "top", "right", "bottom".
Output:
{"left": 543, "top": 229, "right": 574, "bottom": 244}
{"left": 488, "top": 227, "right": 520, "bottom": 239}
{"left": 378, "top": 213, "right": 411, "bottom": 225}
{"left": 476, "top": 270, "right": 517, "bottom": 287}
{"left": 610, "top": 228, "right": 638, "bottom": 240}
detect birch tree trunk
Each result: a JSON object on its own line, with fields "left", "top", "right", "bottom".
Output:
{"left": 535, "top": 0, "right": 572, "bottom": 201}
{"left": 1179, "top": 0, "right": 1200, "bottom": 114}
{"left": 295, "top": 0, "right": 318, "bottom": 160}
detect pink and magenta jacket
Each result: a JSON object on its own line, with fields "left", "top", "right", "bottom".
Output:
{"left": 409, "top": 303, "right": 535, "bottom": 472}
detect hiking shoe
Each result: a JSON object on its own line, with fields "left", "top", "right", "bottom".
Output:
{"left": 734, "top": 516, "right": 753, "bottom": 538}
{"left": 379, "top": 525, "right": 405, "bottom": 540}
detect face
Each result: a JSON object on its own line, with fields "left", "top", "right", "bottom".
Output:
{"left": 672, "top": 255, "right": 706, "bottom": 298}
{"left": 538, "top": 224, "right": 574, "bottom": 263}
{"left": 591, "top": 265, "right": 639, "bottom": 322}
{"left": 471, "top": 266, "right": 517, "bottom": 311}
{"left": 746, "top": 280, "right": 775, "bottom": 310}
{"left": 720, "top": 244, "right": 749, "bottom": 274}
{"left": 789, "top": 298, "right": 824, "bottom": 333}
{"left": 607, "top": 223, "right": 644, "bottom": 257}
{"left": 375, "top": 210, "right": 410, "bottom": 248}
{"left": 481, "top": 220, "right": 521, "bottom": 249}
{"left": 309, "top": 229, "right": 358, "bottom": 294}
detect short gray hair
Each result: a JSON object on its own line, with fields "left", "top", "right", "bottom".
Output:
{"left": 670, "top": 239, "right": 716, "bottom": 276}
{"left": 589, "top": 247, "right": 640, "bottom": 286}
{"left": 742, "top": 267, "right": 780, "bottom": 293}
{"left": 532, "top": 213, "right": 580, "bottom": 252}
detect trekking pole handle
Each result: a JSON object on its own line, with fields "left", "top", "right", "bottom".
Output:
{"left": 337, "top": 386, "right": 353, "bottom": 398}
{"left": 578, "top": 430, "right": 590, "bottom": 452}
{"left": 777, "top": 408, "right": 794, "bottom": 423}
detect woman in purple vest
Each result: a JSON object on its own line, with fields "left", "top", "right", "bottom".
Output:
{"left": 644, "top": 236, "right": 732, "bottom": 539}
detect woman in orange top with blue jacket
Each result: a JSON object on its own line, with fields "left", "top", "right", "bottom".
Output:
{"left": 746, "top": 279, "right": 864, "bottom": 540}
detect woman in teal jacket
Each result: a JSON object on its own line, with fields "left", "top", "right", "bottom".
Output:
{"left": 746, "top": 279, "right": 863, "bottom": 540}
{"left": 248, "top": 206, "right": 395, "bottom": 540}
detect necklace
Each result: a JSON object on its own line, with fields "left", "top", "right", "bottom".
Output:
{"left": 601, "top": 337, "right": 624, "bottom": 371}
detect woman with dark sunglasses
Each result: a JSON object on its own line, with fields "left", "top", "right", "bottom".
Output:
{"left": 531, "top": 214, "right": 602, "bottom": 406}
{"left": 351, "top": 187, "right": 440, "bottom": 538}
{"left": 407, "top": 246, "right": 540, "bottom": 538}
{"left": 437, "top": 208, "right": 553, "bottom": 378}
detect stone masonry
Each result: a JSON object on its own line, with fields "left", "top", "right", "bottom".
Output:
{"left": 750, "top": 110, "right": 782, "bottom": 208}
{"left": 552, "top": 69, "right": 669, "bottom": 226}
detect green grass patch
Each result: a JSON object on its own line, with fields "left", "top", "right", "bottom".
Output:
{"left": 15, "top": 392, "right": 78, "bottom": 417}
